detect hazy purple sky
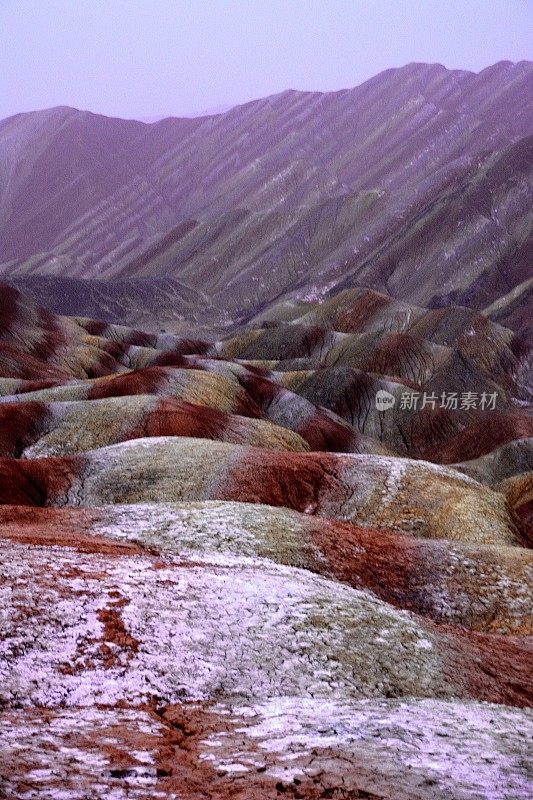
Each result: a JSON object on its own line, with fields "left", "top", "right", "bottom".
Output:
{"left": 1, "top": 0, "right": 531, "bottom": 121}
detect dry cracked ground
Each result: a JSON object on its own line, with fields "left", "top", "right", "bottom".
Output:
{"left": 0, "top": 283, "right": 532, "bottom": 799}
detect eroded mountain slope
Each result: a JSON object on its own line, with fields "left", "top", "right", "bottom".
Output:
{"left": 1, "top": 61, "right": 532, "bottom": 329}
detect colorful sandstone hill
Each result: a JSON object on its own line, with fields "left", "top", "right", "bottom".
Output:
{"left": 0, "top": 280, "right": 532, "bottom": 798}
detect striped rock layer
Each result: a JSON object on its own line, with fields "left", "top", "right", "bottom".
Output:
{"left": 0, "top": 286, "right": 532, "bottom": 797}
{"left": 1, "top": 62, "right": 532, "bottom": 335}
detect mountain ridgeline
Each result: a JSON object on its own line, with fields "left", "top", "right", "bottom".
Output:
{"left": 0, "top": 60, "right": 531, "bottom": 331}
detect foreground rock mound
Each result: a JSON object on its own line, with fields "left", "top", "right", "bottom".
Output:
{"left": 1, "top": 700, "right": 531, "bottom": 800}
{"left": 0, "top": 283, "right": 531, "bottom": 798}
{"left": 0, "top": 507, "right": 532, "bottom": 799}
{"left": 2, "top": 502, "right": 531, "bottom": 633}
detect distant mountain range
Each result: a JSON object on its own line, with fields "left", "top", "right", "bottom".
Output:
{"left": 0, "top": 60, "right": 531, "bottom": 331}
{"left": 138, "top": 105, "right": 235, "bottom": 123}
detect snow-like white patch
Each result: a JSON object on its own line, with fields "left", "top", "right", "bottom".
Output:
{"left": 92, "top": 500, "right": 316, "bottom": 565}
{"left": 381, "top": 457, "right": 407, "bottom": 506}
{"left": 0, "top": 707, "right": 167, "bottom": 799}
{"left": 200, "top": 697, "right": 533, "bottom": 798}
{"left": 0, "top": 540, "right": 452, "bottom": 709}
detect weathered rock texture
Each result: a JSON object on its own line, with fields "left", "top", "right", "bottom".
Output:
{"left": 0, "top": 505, "right": 532, "bottom": 799}
{"left": 0, "top": 58, "right": 532, "bottom": 796}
